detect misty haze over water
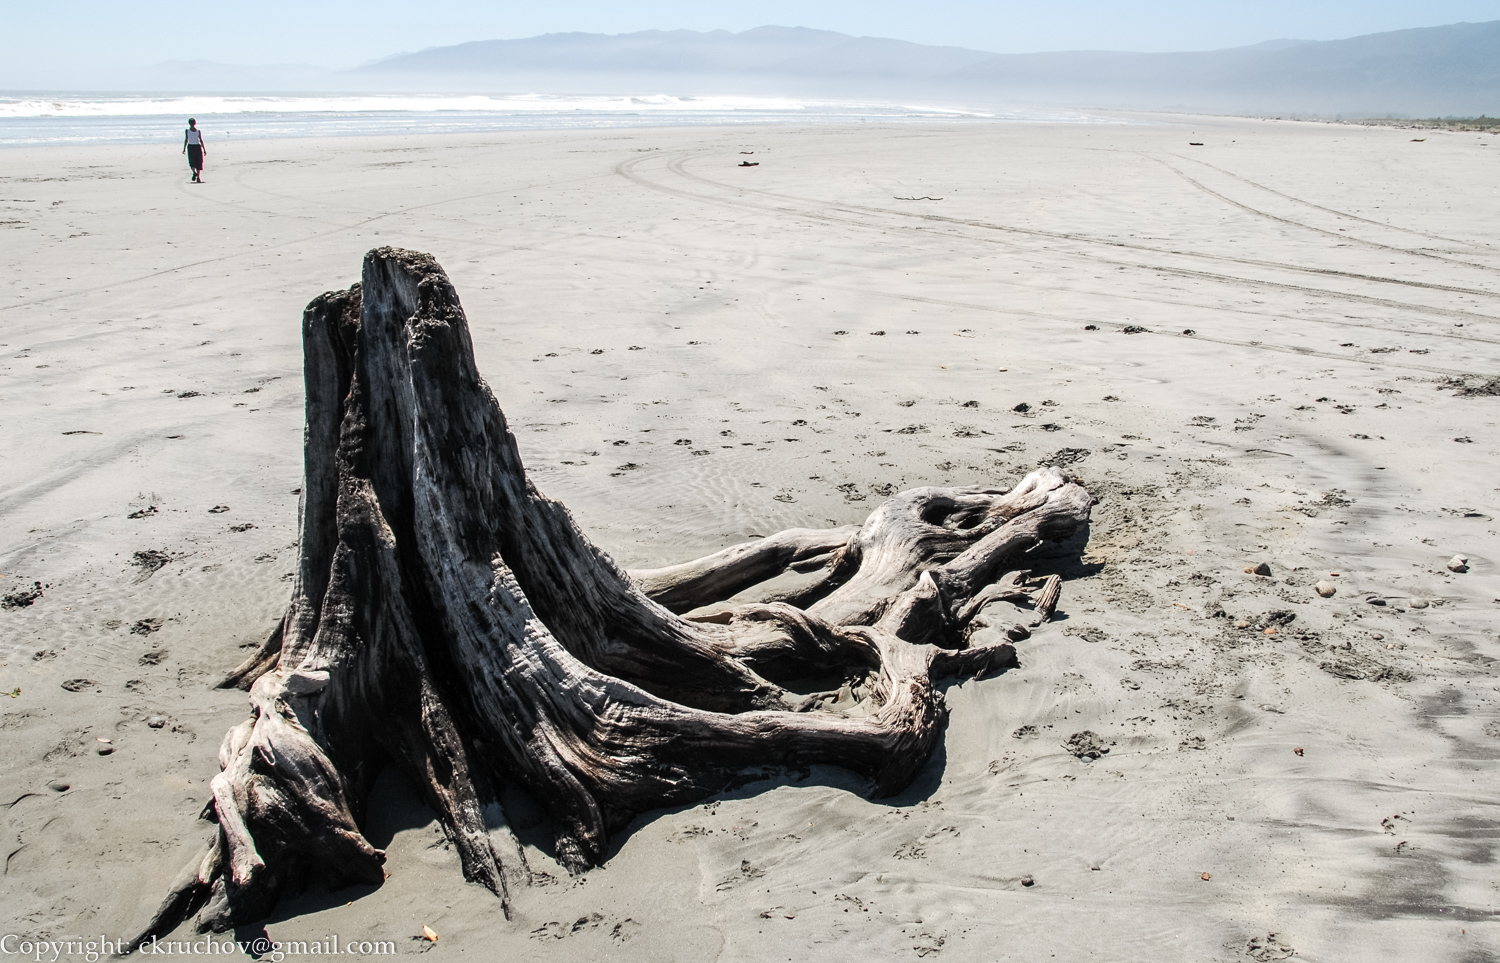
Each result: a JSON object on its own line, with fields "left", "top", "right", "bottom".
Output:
{"left": 3, "top": 19, "right": 1496, "bottom": 145}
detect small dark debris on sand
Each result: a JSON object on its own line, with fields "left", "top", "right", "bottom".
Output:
{"left": 738, "top": 161, "right": 759, "bottom": 167}
{"left": 130, "top": 550, "right": 171, "bottom": 576}
{"left": 131, "top": 618, "right": 163, "bottom": 636}
{"left": 1122, "top": 325, "right": 1147, "bottom": 334}
{"left": 1259, "top": 610, "right": 1296, "bottom": 629}
{"left": 1439, "top": 375, "right": 1500, "bottom": 397}
{"left": 60, "top": 679, "right": 100, "bottom": 693}
{"left": 1064, "top": 730, "right": 1113, "bottom": 760}
{"left": 1319, "top": 650, "right": 1412, "bottom": 683}
{"left": 229, "top": 523, "right": 256, "bottom": 533}
{"left": 208, "top": 505, "right": 230, "bottom": 514}
{"left": 2, "top": 581, "right": 45, "bottom": 609}
{"left": 1246, "top": 933, "right": 1295, "bottom": 961}
{"left": 1041, "top": 448, "right": 1090, "bottom": 468}
{"left": 127, "top": 505, "right": 158, "bottom": 519}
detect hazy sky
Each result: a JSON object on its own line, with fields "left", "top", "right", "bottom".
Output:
{"left": 5, "top": 0, "right": 1499, "bottom": 79}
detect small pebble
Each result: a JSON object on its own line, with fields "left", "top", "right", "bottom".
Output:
{"left": 1263, "top": 627, "right": 1277, "bottom": 636}
{"left": 1234, "top": 620, "right": 1251, "bottom": 629}
{"left": 146, "top": 715, "right": 166, "bottom": 728}
{"left": 1315, "top": 580, "right": 1337, "bottom": 598}
{"left": 1366, "top": 596, "right": 1387, "bottom": 607}
{"left": 1200, "top": 872, "right": 1212, "bottom": 881}
{"left": 1447, "top": 555, "right": 1469, "bottom": 573}
{"left": 1244, "top": 562, "right": 1272, "bottom": 576}
{"left": 1020, "top": 875, "right": 1035, "bottom": 887}
{"left": 1293, "top": 747, "right": 1304, "bottom": 756}
{"left": 1407, "top": 598, "right": 1428, "bottom": 610}
{"left": 97, "top": 745, "right": 114, "bottom": 756}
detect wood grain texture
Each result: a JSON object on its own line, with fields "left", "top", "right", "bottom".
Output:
{"left": 131, "top": 248, "right": 1092, "bottom": 944}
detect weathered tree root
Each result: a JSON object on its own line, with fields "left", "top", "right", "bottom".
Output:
{"left": 130, "top": 248, "right": 1091, "bottom": 948}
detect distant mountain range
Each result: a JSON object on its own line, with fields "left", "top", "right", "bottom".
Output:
{"left": 362, "top": 26, "right": 999, "bottom": 80}
{"left": 351, "top": 21, "right": 1500, "bottom": 116}
{"left": 141, "top": 21, "right": 1500, "bottom": 116}
{"left": 948, "top": 21, "right": 1500, "bottom": 115}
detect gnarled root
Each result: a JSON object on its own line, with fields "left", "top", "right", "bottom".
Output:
{"left": 132, "top": 247, "right": 1092, "bottom": 944}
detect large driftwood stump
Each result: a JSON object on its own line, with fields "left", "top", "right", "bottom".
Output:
{"left": 134, "top": 248, "right": 1091, "bottom": 944}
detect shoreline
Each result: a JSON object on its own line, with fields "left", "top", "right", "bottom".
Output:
{"left": 0, "top": 93, "right": 1127, "bottom": 149}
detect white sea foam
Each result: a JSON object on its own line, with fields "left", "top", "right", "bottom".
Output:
{"left": 0, "top": 93, "right": 836, "bottom": 118}
{"left": 0, "top": 93, "right": 1125, "bottom": 146}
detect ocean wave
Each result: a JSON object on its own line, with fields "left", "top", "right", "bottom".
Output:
{"left": 0, "top": 93, "right": 944, "bottom": 118}
{"left": 0, "top": 94, "right": 1126, "bottom": 147}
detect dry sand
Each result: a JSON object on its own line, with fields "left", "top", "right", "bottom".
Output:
{"left": 2, "top": 114, "right": 1498, "bottom": 962}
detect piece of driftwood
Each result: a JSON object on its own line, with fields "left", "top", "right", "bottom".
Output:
{"left": 131, "top": 248, "right": 1092, "bottom": 945}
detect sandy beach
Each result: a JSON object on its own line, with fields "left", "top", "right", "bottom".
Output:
{"left": 2, "top": 114, "right": 1498, "bottom": 961}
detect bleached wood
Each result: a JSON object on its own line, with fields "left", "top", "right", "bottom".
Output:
{"left": 132, "top": 249, "right": 1091, "bottom": 945}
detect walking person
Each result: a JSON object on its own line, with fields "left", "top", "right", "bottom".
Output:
{"left": 183, "top": 118, "right": 206, "bottom": 183}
